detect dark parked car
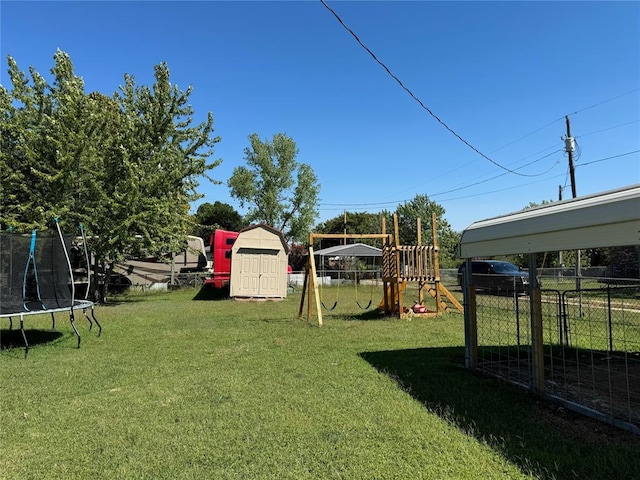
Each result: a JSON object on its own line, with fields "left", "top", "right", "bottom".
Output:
{"left": 457, "top": 260, "right": 530, "bottom": 294}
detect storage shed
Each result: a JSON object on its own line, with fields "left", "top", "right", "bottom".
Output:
{"left": 230, "top": 224, "right": 289, "bottom": 299}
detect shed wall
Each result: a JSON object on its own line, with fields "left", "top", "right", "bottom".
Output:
{"left": 230, "top": 227, "right": 288, "bottom": 298}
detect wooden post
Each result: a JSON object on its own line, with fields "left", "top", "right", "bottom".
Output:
{"left": 308, "top": 245, "right": 323, "bottom": 326}
{"left": 432, "top": 212, "right": 442, "bottom": 314}
{"left": 417, "top": 217, "right": 424, "bottom": 305}
{"left": 393, "top": 214, "right": 402, "bottom": 317}
{"left": 298, "top": 258, "right": 309, "bottom": 319}
{"left": 381, "top": 216, "right": 389, "bottom": 314}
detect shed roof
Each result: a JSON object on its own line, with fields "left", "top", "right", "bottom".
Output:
{"left": 314, "top": 243, "right": 382, "bottom": 257}
{"left": 458, "top": 184, "right": 640, "bottom": 258}
{"left": 238, "top": 224, "right": 289, "bottom": 253}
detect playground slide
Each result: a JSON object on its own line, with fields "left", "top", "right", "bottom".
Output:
{"left": 378, "top": 281, "right": 406, "bottom": 309}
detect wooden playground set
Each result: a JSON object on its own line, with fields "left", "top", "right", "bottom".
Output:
{"left": 298, "top": 214, "right": 463, "bottom": 326}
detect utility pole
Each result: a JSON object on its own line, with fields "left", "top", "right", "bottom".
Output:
{"left": 565, "top": 116, "right": 577, "bottom": 198}
{"left": 564, "top": 115, "right": 581, "bottom": 290}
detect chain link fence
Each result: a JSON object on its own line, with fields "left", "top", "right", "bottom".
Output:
{"left": 470, "top": 275, "right": 640, "bottom": 433}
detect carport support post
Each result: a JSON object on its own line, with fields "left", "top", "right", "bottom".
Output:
{"left": 529, "top": 253, "right": 545, "bottom": 393}
{"left": 463, "top": 259, "right": 477, "bottom": 368}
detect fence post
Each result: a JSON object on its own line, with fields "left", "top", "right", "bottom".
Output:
{"left": 607, "top": 285, "right": 613, "bottom": 352}
{"left": 529, "top": 253, "right": 545, "bottom": 393}
{"left": 463, "top": 260, "right": 477, "bottom": 368}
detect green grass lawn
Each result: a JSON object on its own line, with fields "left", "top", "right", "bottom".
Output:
{"left": 1, "top": 286, "right": 638, "bottom": 479}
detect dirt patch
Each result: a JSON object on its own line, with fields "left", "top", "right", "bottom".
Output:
{"left": 529, "top": 395, "right": 640, "bottom": 445}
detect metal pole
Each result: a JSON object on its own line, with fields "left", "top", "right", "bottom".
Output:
{"left": 565, "top": 116, "right": 581, "bottom": 292}
{"left": 558, "top": 185, "right": 563, "bottom": 280}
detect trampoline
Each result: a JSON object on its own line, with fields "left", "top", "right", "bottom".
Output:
{"left": 1, "top": 219, "right": 101, "bottom": 357}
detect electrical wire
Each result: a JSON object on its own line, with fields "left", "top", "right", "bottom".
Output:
{"left": 573, "top": 139, "right": 582, "bottom": 163}
{"left": 437, "top": 173, "right": 567, "bottom": 203}
{"left": 320, "top": 0, "right": 538, "bottom": 177}
{"left": 494, "top": 92, "right": 640, "bottom": 152}
{"left": 319, "top": 150, "right": 638, "bottom": 209}
{"left": 432, "top": 149, "right": 564, "bottom": 197}
{"left": 488, "top": 118, "right": 565, "bottom": 155}
{"left": 577, "top": 150, "right": 639, "bottom": 167}
{"left": 320, "top": 147, "right": 564, "bottom": 207}
{"left": 576, "top": 119, "right": 640, "bottom": 138}
{"left": 567, "top": 88, "right": 640, "bottom": 117}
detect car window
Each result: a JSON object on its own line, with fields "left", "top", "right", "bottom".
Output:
{"left": 472, "top": 262, "right": 490, "bottom": 274}
{"left": 492, "top": 262, "right": 520, "bottom": 273}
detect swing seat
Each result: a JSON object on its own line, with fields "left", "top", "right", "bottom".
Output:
{"left": 356, "top": 299, "right": 372, "bottom": 310}
{"left": 321, "top": 300, "right": 338, "bottom": 311}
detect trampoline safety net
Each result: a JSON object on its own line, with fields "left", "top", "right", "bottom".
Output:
{"left": 1, "top": 231, "right": 74, "bottom": 314}
{"left": 1, "top": 227, "right": 101, "bottom": 356}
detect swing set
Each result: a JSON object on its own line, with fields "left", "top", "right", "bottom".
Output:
{"left": 298, "top": 213, "right": 463, "bottom": 326}
{"left": 314, "top": 242, "right": 378, "bottom": 313}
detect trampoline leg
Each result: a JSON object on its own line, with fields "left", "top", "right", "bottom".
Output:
{"left": 69, "top": 311, "right": 81, "bottom": 349}
{"left": 9, "top": 316, "right": 13, "bottom": 330}
{"left": 91, "top": 307, "right": 102, "bottom": 337}
{"left": 20, "top": 315, "right": 29, "bottom": 358}
{"left": 51, "top": 312, "right": 56, "bottom": 330}
{"left": 82, "top": 308, "right": 93, "bottom": 329}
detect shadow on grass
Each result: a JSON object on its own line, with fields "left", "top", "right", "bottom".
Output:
{"left": 98, "top": 295, "right": 149, "bottom": 306}
{"left": 192, "top": 285, "right": 230, "bottom": 301}
{"left": 341, "top": 308, "right": 388, "bottom": 321}
{"left": 1, "top": 328, "right": 63, "bottom": 352}
{"left": 359, "top": 347, "right": 640, "bottom": 480}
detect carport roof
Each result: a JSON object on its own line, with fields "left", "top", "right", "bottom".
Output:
{"left": 313, "top": 243, "right": 382, "bottom": 257}
{"left": 458, "top": 184, "right": 640, "bottom": 258}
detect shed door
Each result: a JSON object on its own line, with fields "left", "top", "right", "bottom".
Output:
{"left": 237, "top": 248, "right": 280, "bottom": 297}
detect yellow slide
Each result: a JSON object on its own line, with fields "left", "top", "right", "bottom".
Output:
{"left": 379, "top": 281, "right": 406, "bottom": 310}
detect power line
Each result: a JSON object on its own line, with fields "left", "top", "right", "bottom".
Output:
{"left": 437, "top": 173, "right": 567, "bottom": 203}
{"left": 488, "top": 118, "right": 565, "bottom": 155}
{"left": 381, "top": 142, "right": 564, "bottom": 204}
{"left": 320, "top": 0, "right": 536, "bottom": 177}
{"left": 320, "top": 152, "right": 562, "bottom": 208}
{"left": 483, "top": 92, "right": 639, "bottom": 154}
{"left": 319, "top": 150, "right": 637, "bottom": 209}
{"left": 576, "top": 119, "right": 640, "bottom": 138}
{"left": 432, "top": 149, "right": 564, "bottom": 197}
{"left": 577, "top": 149, "right": 639, "bottom": 167}
{"left": 567, "top": 88, "right": 640, "bottom": 117}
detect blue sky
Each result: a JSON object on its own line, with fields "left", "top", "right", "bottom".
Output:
{"left": 2, "top": 1, "right": 638, "bottom": 232}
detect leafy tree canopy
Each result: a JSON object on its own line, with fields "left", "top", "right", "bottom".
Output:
{"left": 192, "top": 201, "right": 244, "bottom": 245}
{"left": 227, "top": 133, "right": 320, "bottom": 243}
{"left": 394, "top": 195, "right": 460, "bottom": 268}
{"left": 1, "top": 51, "right": 222, "bottom": 297}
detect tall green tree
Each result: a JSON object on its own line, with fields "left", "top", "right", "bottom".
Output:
{"left": 394, "top": 195, "right": 460, "bottom": 268}
{"left": 92, "top": 61, "right": 222, "bottom": 262}
{"left": 227, "top": 133, "right": 320, "bottom": 243}
{"left": 1, "top": 51, "right": 222, "bottom": 298}
{"left": 192, "top": 201, "right": 244, "bottom": 244}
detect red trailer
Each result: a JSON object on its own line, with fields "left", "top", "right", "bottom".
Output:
{"left": 203, "top": 229, "right": 239, "bottom": 289}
